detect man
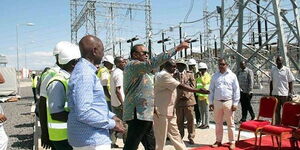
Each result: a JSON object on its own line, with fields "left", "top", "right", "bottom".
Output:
{"left": 270, "top": 56, "right": 295, "bottom": 125}
{"left": 67, "top": 35, "right": 125, "bottom": 150}
{"left": 97, "top": 55, "right": 114, "bottom": 110}
{"left": 174, "top": 59, "right": 196, "bottom": 144}
{"left": 236, "top": 61, "right": 255, "bottom": 123}
{"left": 31, "top": 71, "right": 39, "bottom": 103}
{"left": 39, "top": 41, "right": 72, "bottom": 149}
{"left": 0, "top": 72, "right": 8, "bottom": 150}
{"left": 46, "top": 43, "right": 81, "bottom": 149}
{"left": 153, "top": 60, "right": 209, "bottom": 150}
{"left": 209, "top": 58, "right": 240, "bottom": 150}
{"left": 123, "top": 42, "right": 189, "bottom": 150}
{"left": 188, "top": 58, "right": 201, "bottom": 127}
{"left": 110, "top": 57, "right": 127, "bottom": 147}
{"left": 195, "top": 62, "right": 211, "bottom": 129}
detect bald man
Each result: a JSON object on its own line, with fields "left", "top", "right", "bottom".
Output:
{"left": 67, "top": 35, "right": 125, "bottom": 150}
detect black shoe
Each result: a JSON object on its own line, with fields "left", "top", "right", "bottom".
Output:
{"left": 200, "top": 125, "right": 209, "bottom": 129}
{"left": 189, "top": 139, "right": 195, "bottom": 145}
{"left": 111, "top": 144, "right": 119, "bottom": 148}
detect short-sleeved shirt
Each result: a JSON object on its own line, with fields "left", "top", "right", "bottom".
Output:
{"left": 270, "top": 66, "right": 295, "bottom": 96}
{"left": 154, "top": 70, "right": 180, "bottom": 117}
{"left": 110, "top": 68, "right": 124, "bottom": 107}
{"left": 40, "top": 65, "right": 60, "bottom": 97}
{"left": 46, "top": 69, "right": 70, "bottom": 114}
{"left": 97, "top": 66, "right": 111, "bottom": 101}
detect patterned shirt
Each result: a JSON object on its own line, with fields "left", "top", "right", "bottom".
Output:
{"left": 236, "top": 67, "right": 254, "bottom": 93}
{"left": 67, "top": 58, "right": 116, "bottom": 147}
{"left": 123, "top": 48, "right": 177, "bottom": 121}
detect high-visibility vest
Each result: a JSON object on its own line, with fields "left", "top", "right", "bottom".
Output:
{"left": 31, "top": 76, "right": 38, "bottom": 88}
{"left": 196, "top": 72, "right": 211, "bottom": 102}
{"left": 97, "top": 66, "right": 111, "bottom": 101}
{"left": 46, "top": 74, "right": 69, "bottom": 141}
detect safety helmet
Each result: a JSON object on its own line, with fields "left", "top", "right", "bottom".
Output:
{"left": 58, "top": 43, "right": 81, "bottom": 65}
{"left": 198, "top": 62, "right": 208, "bottom": 69}
{"left": 103, "top": 55, "right": 114, "bottom": 65}
{"left": 32, "top": 71, "right": 36, "bottom": 74}
{"left": 175, "top": 59, "right": 186, "bottom": 65}
{"left": 53, "top": 41, "right": 72, "bottom": 56}
{"left": 187, "top": 58, "right": 197, "bottom": 66}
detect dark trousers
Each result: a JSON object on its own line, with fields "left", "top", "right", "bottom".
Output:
{"left": 240, "top": 92, "right": 255, "bottom": 121}
{"left": 194, "top": 94, "right": 201, "bottom": 124}
{"left": 32, "top": 88, "right": 37, "bottom": 103}
{"left": 274, "top": 95, "right": 289, "bottom": 125}
{"left": 51, "top": 140, "right": 72, "bottom": 150}
{"left": 123, "top": 113, "right": 155, "bottom": 150}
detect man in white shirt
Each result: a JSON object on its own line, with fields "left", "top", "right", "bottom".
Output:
{"left": 110, "top": 56, "right": 127, "bottom": 146}
{"left": 209, "top": 58, "right": 240, "bottom": 150}
{"left": 270, "top": 56, "right": 295, "bottom": 125}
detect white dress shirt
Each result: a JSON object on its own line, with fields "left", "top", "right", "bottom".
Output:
{"left": 270, "top": 66, "right": 295, "bottom": 96}
{"left": 209, "top": 69, "right": 240, "bottom": 106}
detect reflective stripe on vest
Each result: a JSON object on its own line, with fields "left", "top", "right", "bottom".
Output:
{"left": 46, "top": 74, "right": 69, "bottom": 141}
{"left": 195, "top": 72, "right": 210, "bottom": 98}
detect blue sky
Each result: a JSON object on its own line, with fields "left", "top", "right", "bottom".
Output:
{"left": 0, "top": 0, "right": 220, "bottom": 70}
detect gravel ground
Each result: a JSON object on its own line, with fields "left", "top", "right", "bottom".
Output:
{"left": 1, "top": 80, "right": 35, "bottom": 150}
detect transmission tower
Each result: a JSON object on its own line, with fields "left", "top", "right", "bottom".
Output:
{"left": 70, "top": 0, "right": 152, "bottom": 53}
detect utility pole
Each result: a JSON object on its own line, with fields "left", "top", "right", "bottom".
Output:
{"left": 179, "top": 25, "right": 183, "bottom": 58}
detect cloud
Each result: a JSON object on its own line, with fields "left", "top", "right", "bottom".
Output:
{"left": 5, "top": 50, "right": 55, "bottom": 70}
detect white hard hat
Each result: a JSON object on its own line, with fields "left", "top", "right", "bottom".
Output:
{"left": 187, "top": 58, "right": 197, "bottom": 65}
{"left": 103, "top": 55, "right": 114, "bottom": 65}
{"left": 53, "top": 41, "right": 72, "bottom": 56}
{"left": 32, "top": 71, "right": 36, "bottom": 74}
{"left": 198, "top": 62, "right": 208, "bottom": 69}
{"left": 58, "top": 43, "right": 81, "bottom": 65}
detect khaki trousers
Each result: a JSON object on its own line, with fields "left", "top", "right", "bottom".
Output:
{"left": 213, "top": 100, "right": 235, "bottom": 143}
{"left": 153, "top": 114, "right": 186, "bottom": 150}
{"left": 176, "top": 106, "right": 195, "bottom": 140}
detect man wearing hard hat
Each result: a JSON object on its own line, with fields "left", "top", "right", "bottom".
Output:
{"left": 97, "top": 55, "right": 114, "bottom": 110}
{"left": 46, "top": 43, "right": 81, "bottom": 149}
{"left": 187, "top": 58, "right": 201, "bottom": 127}
{"left": 38, "top": 41, "right": 75, "bottom": 149}
{"left": 195, "top": 62, "right": 211, "bottom": 129}
{"left": 174, "top": 59, "right": 197, "bottom": 144}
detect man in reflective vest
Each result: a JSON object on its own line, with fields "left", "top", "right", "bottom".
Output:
{"left": 31, "top": 71, "right": 39, "bottom": 103}
{"left": 39, "top": 41, "right": 74, "bottom": 149}
{"left": 195, "top": 62, "right": 211, "bottom": 129}
{"left": 46, "top": 43, "right": 81, "bottom": 149}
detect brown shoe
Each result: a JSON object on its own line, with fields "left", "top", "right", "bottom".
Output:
{"left": 189, "top": 139, "right": 195, "bottom": 145}
{"left": 229, "top": 143, "right": 235, "bottom": 150}
{"left": 211, "top": 141, "right": 222, "bottom": 148}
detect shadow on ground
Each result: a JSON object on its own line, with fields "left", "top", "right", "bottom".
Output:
{"left": 14, "top": 123, "right": 34, "bottom": 128}
{"left": 9, "top": 133, "right": 33, "bottom": 149}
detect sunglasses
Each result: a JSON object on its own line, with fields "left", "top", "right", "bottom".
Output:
{"left": 218, "top": 63, "right": 226, "bottom": 66}
{"left": 135, "top": 51, "right": 149, "bottom": 55}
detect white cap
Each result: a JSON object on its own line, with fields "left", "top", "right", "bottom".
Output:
{"left": 58, "top": 44, "right": 81, "bottom": 65}
{"left": 188, "top": 58, "right": 197, "bottom": 65}
{"left": 53, "top": 41, "right": 72, "bottom": 56}
{"left": 103, "top": 55, "right": 114, "bottom": 64}
{"left": 198, "top": 62, "right": 208, "bottom": 69}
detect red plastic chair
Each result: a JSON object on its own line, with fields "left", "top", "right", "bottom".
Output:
{"left": 237, "top": 96, "right": 278, "bottom": 146}
{"left": 259, "top": 102, "right": 300, "bottom": 149}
